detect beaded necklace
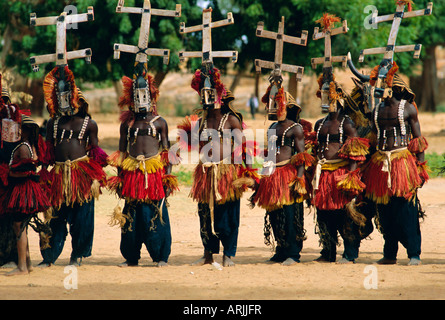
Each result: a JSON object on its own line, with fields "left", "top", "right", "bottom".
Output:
{"left": 202, "top": 113, "right": 230, "bottom": 143}
{"left": 276, "top": 122, "right": 301, "bottom": 154}
{"left": 53, "top": 116, "right": 90, "bottom": 146}
{"left": 316, "top": 115, "right": 347, "bottom": 158}
{"left": 127, "top": 115, "right": 161, "bottom": 145}
{"left": 374, "top": 99, "right": 407, "bottom": 150}
{"left": 9, "top": 142, "right": 33, "bottom": 166}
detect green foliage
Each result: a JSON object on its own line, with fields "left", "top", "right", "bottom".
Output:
{"left": 0, "top": 0, "right": 201, "bottom": 84}
{"left": 425, "top": 152, "right": 445, "bottom": 178}
{"left": 173, "top": 168, "right": 194, "bottom": 185}
{"left": 0, "top": 0, "right": 442, "bottom": 85}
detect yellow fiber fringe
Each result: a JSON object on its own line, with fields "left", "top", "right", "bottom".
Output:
{"left": 108, "top": 203, "right": 132, "bottom": 231}
{"left": 336, "top": 170, "right": 365, "bottom": 193}
{"left": 122, "top": 155, "right": 164, "bottom": 173}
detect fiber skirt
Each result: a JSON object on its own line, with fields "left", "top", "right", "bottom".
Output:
{"left": 107, "top": 154, "right": 175, "bottom": 202}
{"left": 313, "top": 166, "right": 355, "bottom": 211}
{"left": 44, "top": 156, "right": 107, "bottom": 209}
{"left": 361, "top": 149, "right": 424, "bottom": 205}
{"left": 0, "top": 176, "right": 50, "bottom": 216}
{"left": 190, "top": 162, "right": 245, "bottom": 205}
{"left": 252, "top": 163, "right": 306, "bottom": 212}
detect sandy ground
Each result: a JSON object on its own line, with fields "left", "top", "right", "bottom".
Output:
{"left": 0, "top": 112, "right": 445, "bottom": 301}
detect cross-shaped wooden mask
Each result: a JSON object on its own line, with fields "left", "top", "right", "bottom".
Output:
{"left": 311, "top": 14, "right": 349, "bottom": 70}
{"left": 255, "top": 16, "right": 307, "bottom": 82}
{"left": 113, "top": 0, "right": 181, "bottom": 65}
{"left": 358, "top": 1, "right": 433, "bottom": 63}
{"left": 179, "top": 7, "right": 238, "bottom": 65}
{"left": 29, "top": 7, "right": 94, "bottom": 72}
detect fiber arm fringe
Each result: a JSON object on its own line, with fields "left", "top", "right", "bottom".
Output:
{"left": 408, "top": 136, "right": 429, "bottom": 184}
{"left": 162, "top": 174, "right": 179, "bottom": 196}
{"left": 233, "top": 167, "right": 260, "bottom": 188}
{"left": 408, "top": 136, "right": 428, "bottom": 154}
{"left": 291, "top": 151, "right": 316, "bottom": 169}
{"left": 336, "top": 168, "right": 366, "bottom": 195}
{"left": 289, "top": 175, "right": 308, "bottom": 198}
{"left": 338, "top": 137, "right": 370, "bottom": 161}
{"left": 40, "top": 140, "right": 55, "bottom": 166}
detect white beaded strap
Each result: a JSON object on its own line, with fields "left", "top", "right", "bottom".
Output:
{"left": 149, "top": 115, "right": 161, "bottom": 137}
{"left": 9, "top": 142, "right": 33, "bottom": 166}
{"left": 398, "top": 99, "right": 407, "bottom": 146}
{"left": 217, "top": 113, "right": 229, "bottom": 132}
{"left": 339, "top": 116, "right": 347, "bottom": 144}
{"left": 399, "top": 100, "right": 406, "bottom": 135}
{"left": 78, "top": 116, "right": 90, "bottom": 140}
{"left": 202, "top": 113, "right": 229, "bottom": 140}
{"left": 281, "top": 122, "right": 300, "bottom": 147}
{"left": 374, "top": 103, "right": 381, "bottom": 149}
{"left": 132, "top": 128, "right": 139, "bottom": 145}
{"left": 53, "top": 118, "right": 59, "bottom": 145}
{"left": 316, "top": 116, "right": 328, "bottom": 142}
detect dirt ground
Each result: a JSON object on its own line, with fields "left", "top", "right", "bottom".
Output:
{"left": 1, "top": 112, "right": 445, "bottom": 301}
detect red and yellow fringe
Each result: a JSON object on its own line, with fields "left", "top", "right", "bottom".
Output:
{"left": 253, "top": 163, "right": 308, "bottom": 211}
{"left": 338, "top": 137, "right": 370, "bottom": 161}
{"left": 190, "top": 163, "right": 244, "bottom": 205}
{"left": 361, "top": 149, "right": 423, "bottom": 204}
{"left": 313, "top": 165, "right": 357, "bottom": 211}
{"left": 291, "top": 151, "right": 316, "bottom": 169}
{"left": 408, "top": 136, "right": 428, "bottom": 154}
{"left": 335, "top": 168, "right": 366, "bottom": 195}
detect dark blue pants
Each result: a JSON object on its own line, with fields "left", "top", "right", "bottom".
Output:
{"left": 198, "top": 200, "right": 240, "bottom": 257}
{"left": 377, "top": 197, "right": 422, "bottom": 260}
{"left": 316, "top": 209, "right": 361, "bottom": 262}
{"left": 267, "top": 202, "right": 305, "bottom": 262}
{"left": 120, "top": 200, "right": 171, "bottom": 264}
{"left": 40, "top": 200, "right": 94, "bottom": 264}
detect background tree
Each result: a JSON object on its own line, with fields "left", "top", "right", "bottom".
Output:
{"left": 0, "top": 0, "right": 202, "bottom": 114}
{"left": 208, "top": 0, "right": 438, "bottom": 110}
{"left": 0, "top": 0, "right": 441, "bottom": 114}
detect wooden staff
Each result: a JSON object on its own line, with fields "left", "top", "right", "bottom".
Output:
{"left": 359, "top": 1, "right": 433, "bottom": 62}
{"left": 255, "top": 16, "right": 307, "bottom": 82}
{"left": 113, "top": 0, "right": 181, "bottom": 65}
{"left": 29, "top": 7, "right": 94, "bottom": 71}
{"left": 179, "top": 7, "right": 237, "bottom": 65}
{"left": 311, "top": 15, "right": 349, "bottom": 70}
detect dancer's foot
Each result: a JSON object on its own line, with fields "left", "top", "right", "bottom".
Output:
{"left": 223, "top": 255, "right": 235, "bottom": 267}
{"left": 37, "top": 261, "right": 52, "bottom": 268}
{"left": 5, "top": 267, "right": 29, "bottom": 276}
{"left": 69, "top": 257, "right": 82, "bottom": 266}
{"left": 156, "top": 261, "right": 168, "bottom": 267}
{"left": 191, "top": 250, "right": 214, "bottom": 266}
{"left": 118, "top": 261, "right": 138, "bottom": 267}
{"left": 376, "top": 257, "right": 397, "bottom": 265}
{"left": 281, "top": 257, "right": 298, "bottom": 266}
{"left": 407, "top": 258, "right": 421, "bottom": 266}
{"left": 314, "top": 255, "right": 332, "bottom": 263}
{"left": 337, "top": 257, "right": 355, "bottom": 264}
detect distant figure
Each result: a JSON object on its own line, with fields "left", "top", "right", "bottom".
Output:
{"left": 248, "top": 94, "right": 259, "bottom": 119}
